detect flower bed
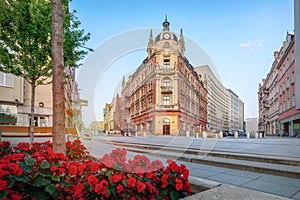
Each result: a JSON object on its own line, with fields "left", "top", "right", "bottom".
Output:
{"left": 0, "top": 140, "right": 190, "bottom": 199}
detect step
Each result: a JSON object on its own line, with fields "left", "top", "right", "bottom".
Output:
{"left": 98, "top": 139, "right": 300, "bottom": 167}
{"left": 122, "top": 146, "right": 300, "bottom": 179}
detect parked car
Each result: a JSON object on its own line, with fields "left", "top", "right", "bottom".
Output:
{"left": 107, "top": 130, "right": 121, "bottom": 135}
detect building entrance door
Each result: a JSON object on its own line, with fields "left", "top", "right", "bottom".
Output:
{"left": 163, "top": 125, "right": 170, "bottom": 135}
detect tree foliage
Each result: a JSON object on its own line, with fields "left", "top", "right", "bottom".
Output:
{"left": 0, "top": 0, "right": 90, "bottom": 144}
{"left": 0, "top": 0, "right": 90, "bottom": 83}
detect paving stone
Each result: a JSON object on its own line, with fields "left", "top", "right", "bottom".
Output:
{"left": 243, "top": 179, "right": 299, "bottom": 198}
{"left": 224, "top": 169, "right": 264, "bottom": 179}
{"left": 292, "top": 190, "right": 300, "bottom": 200}
{"left": 257, "top": 174, "right": 300, "bottom": 187}
{"left": 189, "top": 168, "right": 219, "bottom": 178}
{"left": 183, "top": 184, "right": 290, "bottom": 200}
{"left": 207, "top": 173, "right": 252, "bottom": 186}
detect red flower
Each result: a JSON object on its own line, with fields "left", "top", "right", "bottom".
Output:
{"left": 68, "top": 164, "right": 77, "bottom": 175}
{"left": 78, "top": 163, "right": 87, "bottom": 175}
{"left": 50, "top": 166, "right": 57, "bottom": 172}
{"left": 87, "top": 175, "right": 99, "bottom": 187}
{"left": 110, "top": 173, "right": 123, "bottom": 183}
{"left": 126, "top": 176, "right": 136, "bottom": 187}
{"left": 146, "top": 182, "right": 156, "bottom": 194}
{"left": 95, "top": 180, "right": 108, "bottom": 195}
{"left": 183, "top": 168, "right": 189, "bottom": 180}
{"left": 90, "top": 162, "right": 99, "bottom": 173}
{"left": 73, "top": 182, "right": 84, "bottom": 199}
{"left": 137, "top": 180, "right": 146, "bottom": 193}
{"left": 7, "top": 190, "right": 22, "bottom": 200}
{"left": 10, "top": 163, "right": 22, "bottom": 176}
{"left": 116, "top": 184, "right": 124, "bottom": 193}
{"left": 161, "top": 173, "right": 168, "bottom": 188}
{"left": 0, "top": 179, "right": 8, "bottom": 190}
{"left": 175, "top": 178, "right": 183, "bottom": 190}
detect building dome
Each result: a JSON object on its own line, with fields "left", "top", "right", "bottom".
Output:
{"left": 155, "top": 32, "right": 178, "bottom": 42}
{"left": 154, "top": 16, "right": 178, "bottom": 43}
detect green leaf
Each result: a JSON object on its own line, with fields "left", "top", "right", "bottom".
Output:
{"left": 60, "top": 180, "right": 72, "bottom": 187}
{"left": 29, "top": 189, "right": 50, "bottom": 199}
{"left": 105, "top": 169, "right": 112, "bottom": 177}
{"left": 0, "top": 190, "right": 8, "bottom": 199}
{"left": 160, "top": 188, "right": 168, "bottom": 197}
{"left": 40, "top": 160, "right": 50, "bottom": 169}
{"left": 122, "top": 179, "right": 127, "bottom": 186}
{"left": 18, "top": 162, "right": 33, "bottom": 173}
{"left": 51, "top": 175, "right": 60, "bottom": 182}
{"left": 32, "top": 175, "right": 51, "bottom": 187}
{"left": 46, "top": 183, "right": 58, "bottom": 198}
{"left": 6, "top": 177, "right": 15, "bottom": 188}
{"left": 14, "top": 174, "right": 30, "bottom": 182}
{"left": 25, "top": 156, "right": 37, "bottom": 166}
{"left": 39, "top": 169, "right": 52, "bottom": 177}
{"left": 170, "top": 191, "right": 181, "bottom": 200}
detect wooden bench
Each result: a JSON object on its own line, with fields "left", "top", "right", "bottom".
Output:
{"left": 0, "top": 126, "right": 53, "bottom": 137}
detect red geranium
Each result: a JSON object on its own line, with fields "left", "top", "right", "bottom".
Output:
{"left": 126, "top": 176, "right": 136, "bottom": 187}
{"left": 137, "top": 180, "right": 146, "bottom": 193}
{"left": 94, "top": 180, "right": 109, "bottom": 195}
{"left": 116, "top": 184, "right": 124, "bottom": 193}
{"left": 175, "top": 178, "right": 183, "bottom": 190}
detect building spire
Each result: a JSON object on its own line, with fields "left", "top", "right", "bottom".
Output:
{"left": 179, "top": 28, "right": 185, "bottom": 53}
{"left": 148, "top": 29, "right": 153, "bottom": 45}
{"left": 162, "top": 15, "right": 170, "bottom": 31}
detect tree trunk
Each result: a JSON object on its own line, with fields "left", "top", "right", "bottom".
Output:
{"left": 52, "top": 0, "right": 66, "bottom": 154}
{"left": 29, "top": 82, "right": 35, "bottom": 144}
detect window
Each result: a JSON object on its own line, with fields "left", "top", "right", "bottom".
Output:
{"left": 0, "top": 72, "right": 14, "bottom": 87}
{"left": 148, "top": 95, "right": 152, "bottom": 108}
{"left": 163, "top": 95, "right": 170, "bottom": 105}
{"left": 162, "top": 78, "right": 171, "bottom": 87}
{"left": 291, "top": 71, "right": 295, "bottom": 83}
{"left": 292, "top": 94, "right": 295, "bottom": 107}
{"left": 148, "top": 82, "right": 152, "bottom": 91}
{"left": 163, "top": 59, "right": 170, "bottom": 68}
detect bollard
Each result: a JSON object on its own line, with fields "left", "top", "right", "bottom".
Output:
{"left": 255, "top": 132, "right": 258, "bottom": 139}
{"left": 186, "top": 131, "right": 190, "bottom": 138}
{"left": 259, "top": 132, "right": 262, "bottom": 138}
{"left": 195, "top": 133, "right": 198, "bottom": 138}
{"left": 128, "top": 132, "right": 131, "bottom": 137}
{"left": 247, "top": 132, "right": 250, "bottom": 139}
{"left": 234, "top": 131, "right": 238, "bottom": 138}
{"left": 135, "top": 132, "right": 138, "bottom": 137}
{"left": 203, "top": 131, "right": 207, "bottom": 139}
{"left": 144, "top": 132, "right": 146, "bottom": 137}
{"left": 215, "top": 134, "right": 219, "bottom": 139}
{"left": 219, "top": 131, "right": 223, "bottom": 139}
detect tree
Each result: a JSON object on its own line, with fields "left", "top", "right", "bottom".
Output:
{"left": 0, "top": 0, "right": 90, "bottom": 146}
{"left": 52, "top": 0, "right": 65, "bottom": 153}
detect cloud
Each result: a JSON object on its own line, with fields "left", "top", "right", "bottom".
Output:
{"left": 240, "top": 40, "right": 262, "bottom": 51}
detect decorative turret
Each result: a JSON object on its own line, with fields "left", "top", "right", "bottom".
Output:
{"left": 147, "top": 30, "right": 154, "bottom": 57}
{"left": 162, "top": 15, "right": 170, "bottom": 31}
{"left": 179, "top": 28, "right": 185, "bottom": 53}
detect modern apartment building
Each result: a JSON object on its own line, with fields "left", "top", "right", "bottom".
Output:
{"left": 258, "top": 33, "right": 300, "bottom": 137}
{"left": 228, "top": 89, "right": 244, "bottom": 134}
{"left": 195, "top": 65, "right": 230, "bottom": 133}
{"left": 115, "top": 18, "right": 208, "bottom": 136}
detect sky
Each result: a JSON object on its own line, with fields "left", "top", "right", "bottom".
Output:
{"left": 70, "top": 0, "right": 294, "bottom": 127}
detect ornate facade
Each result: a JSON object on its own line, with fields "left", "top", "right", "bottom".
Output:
{"left": 117, "top": 18, "right": 208, "bottom": 136}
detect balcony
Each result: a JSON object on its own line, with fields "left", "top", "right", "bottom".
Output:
{"left": 160, "top": 86, "right": 172, "bottom": 94}
{"left": 156, "top": 104, "right": 178, "bottom": 110}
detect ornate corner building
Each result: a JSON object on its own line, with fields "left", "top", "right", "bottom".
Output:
{"left": 116, "top": 17, "right": 208, "bottom": 136}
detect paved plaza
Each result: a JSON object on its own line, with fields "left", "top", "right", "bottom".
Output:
{"left": 2, "top": 135, "right": 300, "bottom": 199}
